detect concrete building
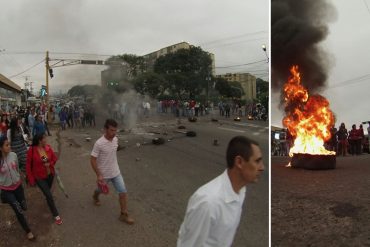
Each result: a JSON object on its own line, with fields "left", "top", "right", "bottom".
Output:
{"left": 216, "top": 72, "right": 257, "bottom": 101}
{"left": 101, "top": 42, "right": 215, "bottom": 89}
{"left": 143, "top": 42, "right": 216, "bottom": 75}
{"left": 0, "top": 74, "right": 22, "bottom": 111}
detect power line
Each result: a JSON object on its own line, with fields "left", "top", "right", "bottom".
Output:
{"left": 328, "top": 73, "right": 370, "bottom": 89}
{"left": 2, "top": 51, "right": 113, "bottom": 57}
{"left": 50, "top": 52, "right": 113, "bottom": 57}
{"left": 363, "top": 0, "right": 370, "bottom": 16}
{"left": 215, "top": 59, "right": 266, "bottom": 69}
{"left": 198, "top": 31, "right": 268, "bottom": 46}
{"left": 4, "top": 53, "right": 24, "bottom": 72}
{"left": 203, "top": 37, "right": 268, "bottom": 49}
{"left": 8, "top": 59, "right": 45, "bottom": 78}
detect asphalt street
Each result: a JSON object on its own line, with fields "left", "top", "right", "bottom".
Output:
{"left": 48, "top": 115, "right": 269, "bottom": 247}
{"left": 272, "top": 155, "right": 370, "bottom": 247}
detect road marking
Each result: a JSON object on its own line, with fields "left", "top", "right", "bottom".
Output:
{"left": 218, "top": 127, "right": 245, "bottom": 133}
{"left": 234, "top": 122, "right": 265, "bottom": 128}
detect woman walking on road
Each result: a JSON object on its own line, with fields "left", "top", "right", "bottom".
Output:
{"left": 26, "top": 133, "right": 62, "bottom": 225}
{"left": 0, "top": 136, "right": 36, "bottom": 241}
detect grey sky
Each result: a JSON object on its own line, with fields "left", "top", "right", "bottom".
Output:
{"left": 0, "top": 0, "right": 269, "bottom": 94}
{"left": 272, "top": 0, "right": 370, "bottom": 134}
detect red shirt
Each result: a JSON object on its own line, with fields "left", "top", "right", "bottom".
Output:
{"left": 0, "top": 121, "right": 8, "bottom": 134}
{"left": 26, "top": 145, "right": 58, "bottom": 185}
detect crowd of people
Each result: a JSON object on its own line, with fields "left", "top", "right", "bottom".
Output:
{"left": 0, "top": 100, "right": 265, "bottom": 245}
{"left": 57, "top": 104, "right": 96, "bottom": 130}
{"left": 0, "top": 111, "right": 62, "bottom": 241}
{"left": 328, "top": 123, "right": 370, "bottom": 156}
{"left": 153, "top": 99, "right": 267, "bottom": 121}
{"left": 272, "top": 122, "right": 370, "bottom": 156}
{"left": 0, "top": 103, "right": 67, "bottom": 240}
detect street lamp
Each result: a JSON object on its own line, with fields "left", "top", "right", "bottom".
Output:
{"left": 206, "top": 76, "right": 211, "bottom": 105}
{"left": 262, "top": 44, "right": 269, "bottom": 63}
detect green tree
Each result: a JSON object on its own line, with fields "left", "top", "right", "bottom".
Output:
{"left": 67, "top": 85, "right": 101, "bottom": 100}
{"left": 215, "top": 78, "right": 244, "bottom": 98}
{"left": 153, "top": 46, "right": 212, "bottom": 99}
{"left": 229, "top": 81, "right": 244, "bottom": 99}
{"left": 256, "top": 78, "right": 269, "bottom": 111}
{"left": 215, "top": 77, "right": 232, "bottom": 97}
{"left": 133, "top": 72, "right": 166, "bottom": 98}
{"left": 106, "top": 54, "right": 145, "bottom": 77}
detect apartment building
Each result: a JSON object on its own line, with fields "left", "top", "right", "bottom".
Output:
{"left": 143, "top": 42, "right": 215, "bottom": 75}
{"left": 216, "top": 72, "right": 256, "bottom": 101}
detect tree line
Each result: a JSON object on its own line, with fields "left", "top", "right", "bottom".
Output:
{"left": 68, "top": 46, "right": 268, "bottom": 104}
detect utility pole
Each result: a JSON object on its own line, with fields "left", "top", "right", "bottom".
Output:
{"left": 46, "top": 51, "right": 49, "bottom": 105}
{"left": 24, "top": 76, "right": 30, "bottom": 106}
{"left": 45, "top": 51, "right": 50, "bottom": 122}
{"left": 23, "top": 75, "right": 30, "bottom": 90}
{"left": 29, "top": 81, "right": 34, "bottom": 95}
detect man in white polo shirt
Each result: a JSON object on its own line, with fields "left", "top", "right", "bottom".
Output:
{"left": 177, "top": 136, "right": 264, "bottom": 247}
{"left": 90, "top": 118, "right": 134, "bottom": 224}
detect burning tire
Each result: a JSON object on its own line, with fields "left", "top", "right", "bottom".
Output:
{"left": 152, "top": 138, "right": 165, "bottom": 145}
{"left": 186, "top": 131, "right": 197, "bottom": 137}
{"left": 290, "top": 153, "right": 336, "bottom": 170}
{"left": 188, "top": 117, "right": 197, "bottom": 122}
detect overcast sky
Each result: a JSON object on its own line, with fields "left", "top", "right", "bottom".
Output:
{"left": 271, "top": 0, "right": 370, "bottom": 134}
{"left": 0, "top": 0, "right": 269, "bottom": 94}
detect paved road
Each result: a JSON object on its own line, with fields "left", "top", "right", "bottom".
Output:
{"left": 49, "top": 116, "right": 269, "bottom": 247}
{"left": 272, "top": 155, "right": 370, "bottom": 247}
{"left": 0, "top": 115, "right": 268, "bottom": 246}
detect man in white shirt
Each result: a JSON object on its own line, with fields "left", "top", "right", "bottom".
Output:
{"left": 90, "top": 119, "right": 134, "bottom": 225}
{"left": 177, "top": 136, "right": 264, "bottom": 247}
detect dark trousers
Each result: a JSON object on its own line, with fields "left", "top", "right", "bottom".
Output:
{"left": 225, "top": 109, "right": 230, "bottom": 118}
{"left": 0, "top": 185, "right": 31, "bottom": 233}
{"left": 356, "top": 140, "right": 362, "bottom": 154}
{"left": 36, "top": 175, "right": 59, "bottom": 217}
{"left": 349, "top": 140, "right": 357, "bottom": 155}
{"left": 44, "top": 121, "right": 51, "bottom": 135}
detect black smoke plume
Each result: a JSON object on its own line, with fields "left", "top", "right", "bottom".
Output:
{"left": 271, "top": 0, "right": 337, "bottom": 93}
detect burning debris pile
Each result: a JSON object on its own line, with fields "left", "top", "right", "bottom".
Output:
{"left": 272, "top": 0, "right": 337, "bottom": 169}
{"left": 284, "top": 66, "right": 336, "bottom": 169}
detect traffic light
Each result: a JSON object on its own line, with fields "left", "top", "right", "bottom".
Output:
{"left": 49, "top": 68, "right": 54, "bottom": 78}
{"left": 40, "top": 85, "right": 47, "bottom": 97}
{"left": 107, "top": 81, "right": 119, "bottom": 88}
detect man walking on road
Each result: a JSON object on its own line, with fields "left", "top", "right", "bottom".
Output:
{"left": 177, "top": 136, "right": 264, "bottom": 247}
{"left": 90, "top": 119, "right": 134, "bottom": 225}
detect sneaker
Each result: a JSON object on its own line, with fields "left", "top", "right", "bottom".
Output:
{"left": 55, "top": 216, "right": 63, "bottom": 225}
{"left": 93, "top": 192, "right": 101, "bottom": 206}
{"left": 119, "top": 212, "right": 134, "bottom": 225}
{"left": 27, "top": 232, "right": 36, "bottom": 241}
{"left": 20, "top": 200, "right": 27, "bottom": 211}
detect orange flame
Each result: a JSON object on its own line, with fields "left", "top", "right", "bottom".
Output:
{"left": 283, "top": 65, "right": 335, "bottom": 156}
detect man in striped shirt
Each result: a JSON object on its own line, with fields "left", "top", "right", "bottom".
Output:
{"left": 90, "top": 119, "right": 134, "bottom": 224}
